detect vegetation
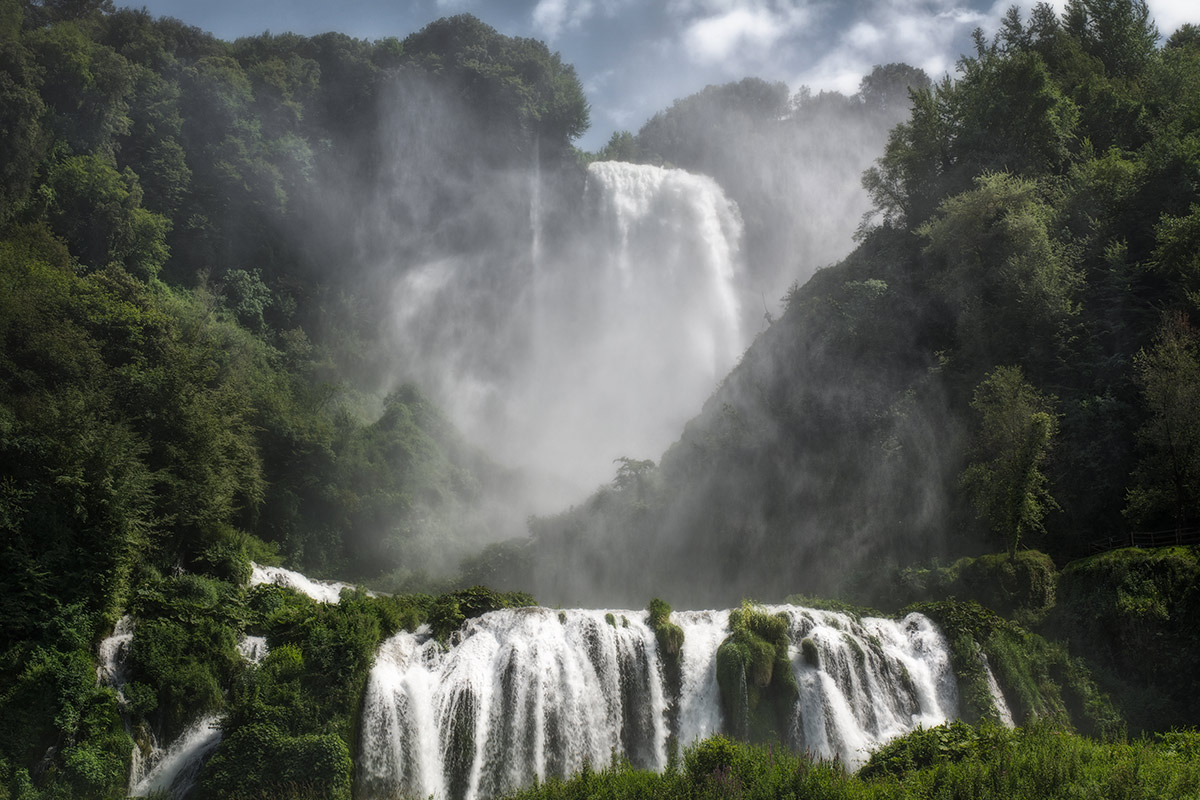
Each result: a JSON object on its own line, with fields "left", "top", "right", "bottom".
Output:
{"left": 912, "top": 599, "right": 1121, "bottom": 737}
{"left": 1050, "top": 546, "right": 1200, "bottom": 732}
{"left": 504, "top": 724, "right": 1200, "bottom": 800}
{"left": 885, "top": 550, "right": 1059, "bottom": 625}
{"left": 3, "top": 0, "right": 1200, "bottom": 797}
{"left": 0, "top": 3, "right": 580, "bottom": 794}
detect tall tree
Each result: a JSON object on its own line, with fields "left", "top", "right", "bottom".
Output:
{"left": 961, "top": 366, "right": 1060, "bottom": 556}
{"left": 1125, "top": 313, "right": 1200, "bottom": 531}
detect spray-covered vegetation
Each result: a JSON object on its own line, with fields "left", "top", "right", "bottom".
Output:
{"left": 503, "top": 0, "right": 1200, "bottom": 613}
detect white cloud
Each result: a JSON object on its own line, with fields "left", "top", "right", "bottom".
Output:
{"left": 1147, "top": 0, "right": 1200, "bottom": 37}
{"left": 790, "top": 0, "right": 989, "bottom": 96}
{"left": 683, "top": 7, "right": 785, "bottom": 62}
{"left": 676, "top": 0, "right": 814, "bottom": 75}
{"left": 533, "top": 0, "right": 635, "bottom": 39}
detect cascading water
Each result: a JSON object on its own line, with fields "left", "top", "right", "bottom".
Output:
{"left": 359, "top": 608, "right": 667, "bottom": 800}
{"left": 774, "top": 607, "right": 958, "bottom": 766}
{"left": 128, "top": 715, "right": 223, "bottom": 798}
{"left": 675, "top": 609, "right": 729, "bottom": 746}
{"left": 515, "top": 162, "right": 748, "bottom": 494}
{"left": 249, "top": 562, "right": 355, "bottom": 603}
{"left": 97, "top": 614, "right": 135, "bottom": 694}
{"left": 358, "top": 604, "right": 970, "bottom": 800}
{"left": 386, "top": 160, "right": 750, "bottom": 506}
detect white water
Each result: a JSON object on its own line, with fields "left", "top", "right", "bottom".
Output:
{"left": 518, "top": 162, "right": 747, "bottom": 494}
{"left": 96, "top": 615, "right": 135, "bottom": 695}
{"left": 675, "top": 609, "right": 729, "bottom": 746}
{"left": 359, "top": 604, "right": 965, "bottom": 800}
{"left": 238, "top": 635, "right": 269, "bottom": 664}
{"left": 774, "top": 607, "right": 958, "bottom": 768}
{"left": 360, "top": 608, "right": 667, "bottom": 800}
{"left": 983, "top": 657, "right": 1016, "bottom": 727}
{"left": 128, "top": 714, "right": 223, "bottom": 798}
{"left": 385, "top": 160, "right": 749, "bottom": 506}
{"left": 249, "top": 562, "right": 356, "bottom": 603}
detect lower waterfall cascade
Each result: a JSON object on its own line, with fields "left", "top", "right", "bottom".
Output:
{"left": 358, "top": 604, "right": 974, "bottom": 800}
{"left": 97, "top": 564, "right": 1010, "bottom": 800}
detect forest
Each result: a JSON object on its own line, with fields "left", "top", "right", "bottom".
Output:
{"left": 2, "top": 0, "right": 1200, "bottom": 797}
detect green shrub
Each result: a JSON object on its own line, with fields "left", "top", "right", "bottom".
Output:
{"left": 430, "top": 597, "right": 466, "bottom": 644}
{"left": 199, "top": 723, "right": 352, "bottom": 800}
{"left": 888, "top": 550, "right": 1058, "bottom": 624}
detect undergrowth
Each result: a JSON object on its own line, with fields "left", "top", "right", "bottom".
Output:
{"left": 504, "top": 724, "right": 1200, "bottom": 800}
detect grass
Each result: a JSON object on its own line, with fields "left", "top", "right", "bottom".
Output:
{"left": 503, "top": 723, "right": 1200, "bottom": 800}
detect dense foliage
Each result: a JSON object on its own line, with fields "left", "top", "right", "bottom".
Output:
{"left": 0, "top": 1, "right": 584, "bottom": 796}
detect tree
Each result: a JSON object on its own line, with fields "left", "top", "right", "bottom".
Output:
{"left": 1125, "top": 313, "right": 1200, "bottom": 531}
{"left": 961, "top": 366, "right": 1060, "bottom": 556}
{"left": 1064, "top": 0, "right": 1158, "bottom": 77}
{"left": 920, "top": 172, "right": 1078, "bottom": 373}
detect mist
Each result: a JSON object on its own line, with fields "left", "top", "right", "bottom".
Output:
{"left": 299, "top": 63, "right": 929, "bottom": 591}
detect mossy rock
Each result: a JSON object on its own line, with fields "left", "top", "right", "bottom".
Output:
{"left": 716, "top": 602, "right": 799, "bottom": 744}
{"left": 911, "top": 599, "right": 1121, "bottom": 737}
{"left": 429, "top": 597, "right": 466, "bottom": 645}
{"left": 648, "top": 598, "right": 685, "bottom": 656}
{"left": 1051, "top": 546, "right": 1200, "bottom": 732}
{"left": 801, "top": 638, "right": 820, "bottom": 669}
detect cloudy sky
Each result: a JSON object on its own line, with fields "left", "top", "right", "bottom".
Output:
{"left": 117, "top": 0, "right": 1198, "bottom": 150}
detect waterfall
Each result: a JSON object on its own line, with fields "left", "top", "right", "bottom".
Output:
{"left": 96, "top": 615, "right": 135, "bottom": 694}
{"left": 385, "top": 160, "right": 749, "bottom": 505}
{"left": 675, "top": 609, "right": 729, "bottom": 746}
{"left": 358, "top": 604, "right": 964, "bottom": 799}
{"left": 982, "top": 656, "right": 1016, "bottom": 727}
{"left": 248, "top": 562, "right": 357, "bottom": 603}
{"left": 128, "top": 715, "right": 223, "bottom": 798}
{"left": 359, "top": 608, "right": 668, "bottom": 800}
{"left": 237, "top": 635, "right": 269, "bottom": 664}
{"left": 773, "top": 607, "right": 958, "bottom": 767}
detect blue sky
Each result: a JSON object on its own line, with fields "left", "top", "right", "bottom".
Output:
{"left": 116, "top": 0, "right": 1198, "bottom": 151}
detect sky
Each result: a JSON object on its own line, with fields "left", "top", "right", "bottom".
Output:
{"left": 116, "top": 0, "right": 1200, "bottom": 151}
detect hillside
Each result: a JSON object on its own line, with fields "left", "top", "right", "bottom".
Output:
{"left": 491, "top": 3, "right": 1200, "bottom": 609}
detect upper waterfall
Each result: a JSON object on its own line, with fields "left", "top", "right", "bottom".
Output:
{"left": 386, "top": 159, "right": 750, "bottom": 506}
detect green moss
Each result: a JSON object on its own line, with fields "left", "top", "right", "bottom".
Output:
{"left": 912, "top": 599, "right": 1121, "bottom": 737}
{"left": 1052, "top": 546, "right": 1200, "bottom": 733}
{"left": 888, "top": 550, "right": 1058, "bottom": 624}
{"left": 429, "top": 597, "right": 466, "bottom": 645}
{"left": 784, "top": 593, "right": 883, "bottom": 619}
{"left": 715, "top": 602, "right": 798, "bottom": 744}
{"left": 648, "top": 598, "right": 686, "bottom": 758}
{"left": 426, "top": 585, "right": 536, "bottom": 645}
{"left": 605, "top": 612, "right": 616, "bottom": 628}
{"left": 801, "top": 637, "right": 820, "bottom": 669}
